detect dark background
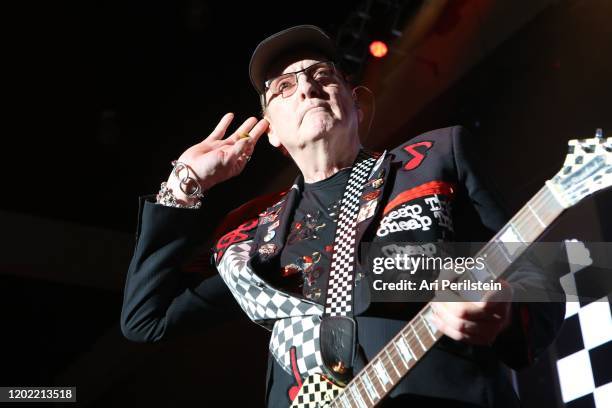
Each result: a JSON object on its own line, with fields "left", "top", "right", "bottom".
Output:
{"left": 1, "top": 0, "right": 611, "bottom": 406}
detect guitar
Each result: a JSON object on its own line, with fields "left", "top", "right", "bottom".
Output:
{"left": 290, "top": 131, "right": 612, "bottom": 408}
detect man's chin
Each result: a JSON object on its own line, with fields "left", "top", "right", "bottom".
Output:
{"left": 299, "top": 128, "right": 330, "bottom": 144}
{"left": 300, "top": 119, "right": 336, "bottom": 140}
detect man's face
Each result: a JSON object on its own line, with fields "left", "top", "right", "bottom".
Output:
{"left": 263, "top": 53, "right": 359, "bottom": 155}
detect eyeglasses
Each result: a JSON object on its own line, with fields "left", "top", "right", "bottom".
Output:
{"left": 262, "top": 61, "right": 338, "bottom": 106}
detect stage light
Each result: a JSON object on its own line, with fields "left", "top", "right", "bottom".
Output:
{"left": 369, "top": 41, "right": 388, "bottom": 58}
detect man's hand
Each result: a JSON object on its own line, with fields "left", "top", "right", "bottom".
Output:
{"left": 430, "top": 280, "right": 514, "bottom": 346}
{"left": 167, "top": 113, "right": 269, "bottom": 203}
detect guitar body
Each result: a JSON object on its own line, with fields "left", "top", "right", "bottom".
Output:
{"left": 290, "top": 374, "right": 343, "bottom": 408}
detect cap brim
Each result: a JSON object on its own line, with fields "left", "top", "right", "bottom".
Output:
{"left": 249, "top": 25, "right": 336, "bottom": 95}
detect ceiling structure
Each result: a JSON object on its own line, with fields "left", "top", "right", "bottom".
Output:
{"left": 5, "top": 0, "right": 559, "bottom": 233}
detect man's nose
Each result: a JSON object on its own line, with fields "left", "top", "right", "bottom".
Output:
{"left": 296, "top": 72, "right": 322, "bottom": 100}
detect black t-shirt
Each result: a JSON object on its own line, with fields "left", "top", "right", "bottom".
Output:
{"left": 279, "top": 168, "right": 350, "bottom": 304}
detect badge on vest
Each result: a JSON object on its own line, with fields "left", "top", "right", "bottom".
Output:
{"left": 356, "top": 199, "right": 378, "bottom": 223}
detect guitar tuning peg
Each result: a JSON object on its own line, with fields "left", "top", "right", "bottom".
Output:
{"left": 595, "top": 128, "right": 603, "bottom": 139}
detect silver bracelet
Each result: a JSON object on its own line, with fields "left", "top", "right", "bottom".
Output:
{"left": 155, "top": 160, "right": 205, "bottom": 209}
{"left": 156, "top": 181, "right": 202, "bottom": 209}
{"left": 171, "top": 160, "right": 205, "bottom": 199}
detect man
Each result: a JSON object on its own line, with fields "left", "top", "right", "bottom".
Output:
{"left": 121, "top": 25, "right": 565, "bottom": 407}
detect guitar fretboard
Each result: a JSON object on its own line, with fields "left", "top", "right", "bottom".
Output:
{"left": 328, "top": 304, "right": 441, "bottom": 408}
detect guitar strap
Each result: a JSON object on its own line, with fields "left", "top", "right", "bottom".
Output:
{"left": 216, "top": 150, "right": 376, "bottom": 383}
{"left": 320, "top": 150, "right": 376, "bottom": 384}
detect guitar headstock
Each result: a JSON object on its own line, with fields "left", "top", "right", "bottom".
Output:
{"left": 549, "top": 129, "right": 612, "bottom": 207}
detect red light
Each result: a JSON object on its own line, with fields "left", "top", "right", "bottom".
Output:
{"left": 369, "top": 41, "right": 388, "bottom": 58}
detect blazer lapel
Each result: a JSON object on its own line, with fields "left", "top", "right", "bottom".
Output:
{"left": 352, "top": 151, "right": 397, "bottom": 314}
{"left": 249, "top": 175, "right": 304, "bottom": 277}
{"left": 353, "top": 151, "right": 394, "bottom": 246}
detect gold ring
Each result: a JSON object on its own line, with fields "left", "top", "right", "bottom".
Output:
{"left": 239, "top": 132, "right": 250, "bottom": 139}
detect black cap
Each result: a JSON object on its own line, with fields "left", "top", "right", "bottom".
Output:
{"left": 249, "top": 25, "right": 337, "bottom": 95}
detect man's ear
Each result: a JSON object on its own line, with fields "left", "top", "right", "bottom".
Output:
{"left": 352, "top": 85, "right": 373, "bottom": 126}
{"left": 264, "top": 115, "right": 281, "bottom": 147}
{"left": 352, "top": 90, "right": 364, "bottom": 124}
{"left": 356, "top": 105, "right": 364, "bottom": 124}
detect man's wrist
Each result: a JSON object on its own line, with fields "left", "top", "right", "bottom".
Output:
{"left": 156, "top": 180, "right": 202, "bottom": 209}
{"left": 167, "top": 177, "right": 201, "bottom": 204}
{"left": 155, "top": 160, "right": 210, "bottom": 209}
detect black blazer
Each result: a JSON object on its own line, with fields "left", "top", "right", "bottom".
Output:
{"left": 121, "top": 126, "right": 566, "bottom": 407}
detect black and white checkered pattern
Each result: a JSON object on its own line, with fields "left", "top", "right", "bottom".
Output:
{"left": 270, "top": 315, "right": 324, "bottom": 377}
{"left": 216, "top": 241, "right": 323, "bottom": 328}
{"left": 325, "top": 152, "right": 377, "bottom": 316}
{"left": 554, "top": 137, "right": 612, "bottom": 206}
{"left": 555, "top": 296, "right": 611, "bottom": 408}
{"left": 217, "top": 241, "right": 323, "bottom": 374}
{"left": 554, "top": 241, "right": 612, "bottom": 408}
{"left": 216, "top": 241, "right": 325, "bottom": 376}
{"left": 560, "top": 138, "right": 602, "bottom": 175}
{"left": 290, "top": 374, "right": 342, "bottom": 408}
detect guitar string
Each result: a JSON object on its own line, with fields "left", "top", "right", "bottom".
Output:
{"left": 480, "top": 186, "right": 548, "bottom": 258}
{"left": 477, "top": 186, "right": 558, "bottom": 278}
{"left": 465, "top": 188, "right": 555, "bottom": 295}
{"left": 492, "top": 189, "right": 561, "bottom": 281}
{"left": 514, "top": 189, "right": 562, "bottom": 241}
{"left": 334, "top": 316, "right": 436, "bottom": 406}
{"left": 483, "top": 185, "right": 550, "bottom": 248}
{"left": 329, "top": 319, "right": 433, "bottom": 407}
{"left": 329, "top": 308, "right": 437, "bottom": 406}
{"left": 506, "top": 186, "right": 557, "bottom": 240}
